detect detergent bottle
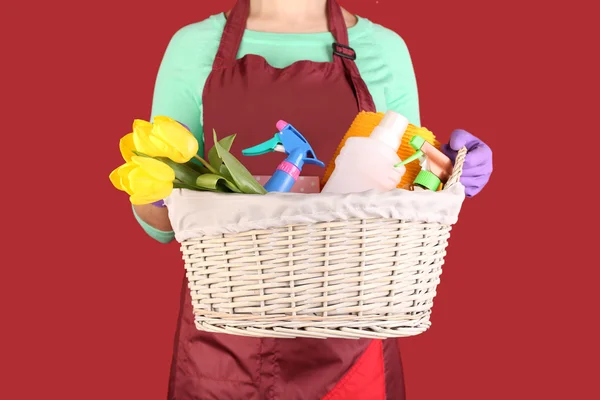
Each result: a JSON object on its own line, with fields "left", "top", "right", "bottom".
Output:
{"left": 321, "top": 110, "right": 408, "bottom": 194}
{"left": 242, "top": 120, "right": 325, "bottom": 192}
{"left": 395, "top": 136, "right": 454, "bottom": 192}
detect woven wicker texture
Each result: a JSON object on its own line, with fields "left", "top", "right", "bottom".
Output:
{"left": 181, "top": 147, "right": 467, "bottom": 339}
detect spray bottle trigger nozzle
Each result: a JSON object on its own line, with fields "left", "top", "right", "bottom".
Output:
{"left": 241, "top": 134, "right": 282, "bottom": 156}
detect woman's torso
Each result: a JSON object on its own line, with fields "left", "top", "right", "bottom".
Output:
{"left": 150, "top": 12, "right": 421, "bottom": 156}
{"left": 152, "top": 7, "right": 417, "bottom": 398}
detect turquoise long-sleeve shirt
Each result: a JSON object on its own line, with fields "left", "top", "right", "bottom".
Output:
{"left": 136, "top": 13, "right": 421, "bottom": 243}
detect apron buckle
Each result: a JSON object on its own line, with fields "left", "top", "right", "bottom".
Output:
{"left": 332, "top": 43, "right": 357, "bottom": 60}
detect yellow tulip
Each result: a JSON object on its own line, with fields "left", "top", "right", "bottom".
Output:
{"left": 119, "top": 133, "right": 135, "bottom": 162}
{"left": 131, "top": 117, "right": 199, "bottom": 163}
{"left": 109, "top": 163, "right": 135, "bottom": 194}
{"left": 109, "top": 156, "right": 175, "bottom": 205}
{"left": 152, "top": 116, "right": 199, "bottom": 162}
{"left": 132, "top": 119, "right": 168, "bottom": 159}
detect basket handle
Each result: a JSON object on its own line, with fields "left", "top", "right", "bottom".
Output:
{"left": 445, "top": 146, "right": 468, "bottom": 188}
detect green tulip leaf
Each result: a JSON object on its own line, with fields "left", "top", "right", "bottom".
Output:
{"left": 208, "top": 136, "right": 233, "bottom": 171}
{"left": 195, "top": 174, "right": 224, "bottom": 190}
{"left": 208, "top": 134, "right": 236, "bottom": 170}
{"left": 222, "top": 178, "right": 242, "bottom": 193}
{"left": 186, "top": 159, "right": 210, "bottom": 174}
{"left": 219, "top": 163, "right": 234, "bottom": 182}
{"left": 195, "top": 173, "right": 242, "bottom": 193}
{"left": 215, "top": 181, "right": 231, "bottom": 192}
{"left": 159, "top": 157, "right": 201, "bottom": 187}
{"left": 213, "top": 130, "right": 266, "bottom": 194}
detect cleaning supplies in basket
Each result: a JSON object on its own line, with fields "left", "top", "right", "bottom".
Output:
{"left": 242, "top": 120, "right": 325, "bottom": 192}
{"left": 320, "top": 111, "right": 408, "bottom": 194}
{"left": 396, "top": 136, "right": 454, "bottom": 191}
{"left": 321, "top": 111, "right": 442, "bottom": 189}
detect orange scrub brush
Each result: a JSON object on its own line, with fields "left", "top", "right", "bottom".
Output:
{"left": 321, "top": 111, "right": 441, "bottom": 188}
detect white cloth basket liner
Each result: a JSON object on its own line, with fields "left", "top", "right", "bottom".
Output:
{"left": 165, "top": 184, "right": 466, "bottom": 242}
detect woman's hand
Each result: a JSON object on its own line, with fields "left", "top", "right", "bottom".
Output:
{"left": 442, "top": 129, "right": 493, "bottom": 197}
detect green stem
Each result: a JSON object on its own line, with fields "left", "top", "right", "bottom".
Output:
{"left": 194, "top": 154, "right": 219, "bottom": 174}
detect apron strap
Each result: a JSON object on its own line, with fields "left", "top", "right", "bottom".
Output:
{"left": 212, "top": 0, "right": 376, "bottom": 112}
{"left": 212, "top": 0, "right": 249, "bottom": 69}
{"left": 327, "top": 0, "right": 376, "bottom": 112}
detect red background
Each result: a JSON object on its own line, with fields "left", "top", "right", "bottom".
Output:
{"left": 2, "top": 0, "right": 598, "bottom": 399}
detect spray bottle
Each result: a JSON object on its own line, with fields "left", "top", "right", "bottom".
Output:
{"left": 395, "top": 136, "right": 453, "bottom": 191}
{"left": 242, "top": 120, "right": 325, "bottom": 192}
{"left": 320, "top": 110, "right": 408, "bottom": 194}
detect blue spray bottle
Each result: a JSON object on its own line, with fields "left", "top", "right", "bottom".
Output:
{"left": 242, "top": 120, "right": 325, "bottom": 192}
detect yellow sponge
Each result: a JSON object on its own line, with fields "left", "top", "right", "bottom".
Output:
{"left": 321, "top": 111, "right": 441, "bottom": 188}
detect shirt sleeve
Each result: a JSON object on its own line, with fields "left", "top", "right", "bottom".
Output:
{"left": 150, "top": 25, "right": 205, "bottom": 144}
{"left": 133, "top": 25, "right": 207, "bottom": 244}
{"left": 378, "top": 28, "right": 421, "bottom": 127}
{"left": 132, "top": 205, "right": 175, "bottom": 244}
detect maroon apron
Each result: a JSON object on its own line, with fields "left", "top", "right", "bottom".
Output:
{"left": 168, "top": 1, "right": 406, "bottom": 398}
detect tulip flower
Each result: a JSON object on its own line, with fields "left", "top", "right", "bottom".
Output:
{"left": 132, "top": 117, "right": 199, "bottom": 163}
{"left": 109, "top": 163, "right": 135, "bottom": 195}
{"left": 119, "top": 133, "right": 135, "bottom": 162}
{"left": 131, "top": 119, "right": 167, "bottom": 159}
{"left": 109, "top": 156, "right": 175, "bottom": 205}
{"left": 153, "top": 116, "right": 199, "bottom": 160}
{"left": 110, "top": 122, "right": 264, "bottom": 202}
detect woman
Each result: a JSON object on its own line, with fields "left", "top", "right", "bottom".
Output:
{"left": 133, "top": 0, "right": 493, "bottom": 398}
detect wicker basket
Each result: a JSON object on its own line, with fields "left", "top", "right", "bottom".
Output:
{"left": 179, "top": 148, "right": 467, "bottom": 339}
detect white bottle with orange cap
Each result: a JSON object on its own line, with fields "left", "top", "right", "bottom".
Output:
{"left": 321, "top": 110, "right": 408, "bottom": 194}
